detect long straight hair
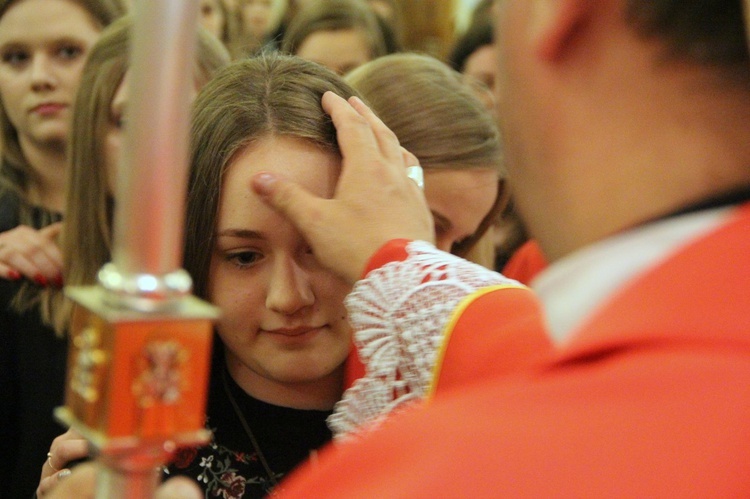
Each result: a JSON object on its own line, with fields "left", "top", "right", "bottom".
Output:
{"left": 42, "top": 16, "right": 230, "bottom": 335}
{"left": 0, "top": 0, "right": 126, "bottom": 225}
{"left": 346, "top": 52, "right": 504, "bottom": 263}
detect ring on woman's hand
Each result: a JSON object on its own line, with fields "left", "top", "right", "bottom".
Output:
{"left": 47, "top": 452, "right": 59, "bottom": 472}
{"left": 406, "top": 165, "right": 424, "bottom": 190}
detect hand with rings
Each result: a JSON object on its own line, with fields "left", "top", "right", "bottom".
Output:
{"left": 37, "top": 429, "right": 91, "bottom": 498}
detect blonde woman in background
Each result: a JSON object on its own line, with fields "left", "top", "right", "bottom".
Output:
{"left": 2, "top": 15, "right": 229, "bottom": 498}
{"left": 0, "top": 0, "right": 125, "bottom": 283}
{"left": 346, "top": 52, "right": 505, "bottom": 269}
{"left": 325, "top": 52, "right": 528, "bottom": 438}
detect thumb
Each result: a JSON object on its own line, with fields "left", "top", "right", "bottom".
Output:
{"left": 45, "top": 463, "right": 97, "bottom": 499}
{"left": 251, "top": 171, "right": 324, "bottom": 235}
{"left": 155, "top": 477, "right": 202, "bottom": 499}
{"left": 40, "top": 221, "right": 63, "bottom": 241}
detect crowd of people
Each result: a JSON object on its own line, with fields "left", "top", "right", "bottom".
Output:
{"left": 1, "top": 0, "right": 749, "bottom": 498}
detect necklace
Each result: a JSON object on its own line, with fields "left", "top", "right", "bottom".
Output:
{"left": 221, "top": 367, "right": 280, "bottom": 489}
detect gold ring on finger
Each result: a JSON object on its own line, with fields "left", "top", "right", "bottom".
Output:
{"left": 47, "top": 452, "right": 60, "bottom": 472}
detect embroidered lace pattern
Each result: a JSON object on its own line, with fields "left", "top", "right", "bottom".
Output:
{"left": 328, "top": 241, "right": 521, "bottom": 438}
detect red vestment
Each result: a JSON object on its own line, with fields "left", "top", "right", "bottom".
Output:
{"left": 280, "top": 203, "right": 750, "bottom": 497}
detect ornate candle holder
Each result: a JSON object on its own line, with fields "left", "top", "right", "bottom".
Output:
{"left": 55, "top": 273, "right": 218, "bottom": 497}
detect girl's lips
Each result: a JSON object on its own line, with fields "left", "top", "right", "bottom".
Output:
{"left": 262, "top": 326, "right": 325, "bottom": 341}
{"left": 267, "top": 327, "right": 318, "bottom": 337}
{"left": 32, "top": 103, "right": 67, "bottom": 116}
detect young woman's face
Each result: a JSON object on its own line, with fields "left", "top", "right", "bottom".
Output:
{"left": 296, "top": 28, "right": 372, "bottom": 76}
{"left": 463, "top": 44, "right": 498, "bottom": 116}
{"left": 424, "top": 168, "right": 499, "bottom": 252}
{"left": 208, "top": 135, "right": 352, "bottom": 402}
{"left": 200, "top": 0, "right": 226, "bottom": 41}
{"left": 240, "top": 0, "right": 273, "bottom": 37}
{"left": 0, "top": 0, "right": 101, "bottom": 149}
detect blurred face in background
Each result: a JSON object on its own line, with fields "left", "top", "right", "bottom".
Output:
{"left": 240, "top": 0, "right": 274, "bottom": 38}
{"left": 424, "top": 168, "right": 499, "bottom": 253}
{"left": 200, "top": 0, "right": 227, "bottom": 40}
{"left": 296, "top": 28, "right": 372, "bottom": 75}
{"left": 0, "top": 0, "right": 102, "bottom": 150}
{"left": 463, "top": 43, "right": 497, "bottom": 115}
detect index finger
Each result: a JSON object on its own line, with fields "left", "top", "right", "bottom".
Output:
{"left": 348, "top": 95, "right": 403, "bottom": 164}
{"left": 322, "top": 91, "right": 383, "bottom": 165}
{"left": 322, "top": 92, "right": 406, "bottom": 194}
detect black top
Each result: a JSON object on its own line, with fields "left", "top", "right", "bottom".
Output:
{"left": 0, "top": 187, "right": 67, "bottom": 499}
{"left": 166, "top": 357, "right": 333, "bottom": 498}
{"left": 0, "top": 279, "right": 68, "bottom": 499}
{"left": 0, "top": 189, "right": 20, "bottom": 232}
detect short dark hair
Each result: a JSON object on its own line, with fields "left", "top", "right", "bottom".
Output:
{"left": 625, "top": 0, "right": 750, "bottom": 74}
{"left": 448, "top": 21, "right": 493, "bottom": 72}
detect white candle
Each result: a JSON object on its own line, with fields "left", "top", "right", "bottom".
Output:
{"left": 112, "top": 0, "right": 199, "bottom": 278}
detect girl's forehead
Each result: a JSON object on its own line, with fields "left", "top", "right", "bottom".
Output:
{"left": 221, "top": 136, "right": 340, "bottom": 200}
{"left": 0, "top": 0, "right": 102, "bottom": 48}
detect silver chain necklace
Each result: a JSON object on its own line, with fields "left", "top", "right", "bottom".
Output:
{"left": 221, "top": 367, "right": 280, "bottom": 489}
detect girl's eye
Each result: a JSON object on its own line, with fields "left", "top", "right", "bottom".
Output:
{"left": 57, "top": 44, "right": 83, "bottom": 60}
{"left": 1, "top": 49, "right": 29, "bottom": 67}
{"left": 226, "top": 250, "right": 262, "bottom": 269}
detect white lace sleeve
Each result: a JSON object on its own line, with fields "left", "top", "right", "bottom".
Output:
{"left": 328, "top": 241, "right": 520, "bottom": 439}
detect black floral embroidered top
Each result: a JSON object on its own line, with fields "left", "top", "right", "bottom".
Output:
{"left": 165, "top": 361, "right": 333, "bottom": 498}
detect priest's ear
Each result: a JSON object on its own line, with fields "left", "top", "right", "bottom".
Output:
{"left": 529, "top": 0, "right": 592, "bottom": 62}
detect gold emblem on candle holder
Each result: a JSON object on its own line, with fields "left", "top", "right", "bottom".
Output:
{"left": 70, "top": 325, "right": 108, "bottom": 403}
{"left": 132, "top": 340, "right": 187, "bottom": 408}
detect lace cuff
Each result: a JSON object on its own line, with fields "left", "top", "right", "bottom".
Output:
{"left": 328, "top": 241, "right": 521, "bottom": 438}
